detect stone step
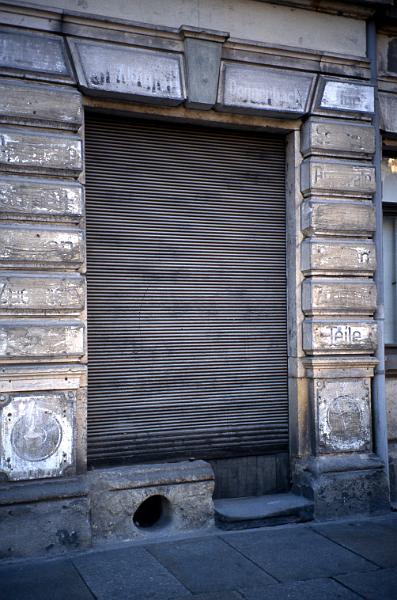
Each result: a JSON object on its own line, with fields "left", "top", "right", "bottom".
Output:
{"left": 214, "top": 492, "right": 314, "bottom": 530}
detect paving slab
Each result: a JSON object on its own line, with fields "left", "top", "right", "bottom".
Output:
{"left": 223, "top": 526, "right": 377, "bottom": 582}
{"left": 174, "top": 593, "right": 243, "bottom": 600}
{"left": 313, "top": 518, "right": 397, "bottom": 567}
{"left": 147, "top": 536, "right": 276, "bottom": 594}
{"left": 239, "top": 577, "right": 361, "bottom": 600}
{"left": 73, "top": 546, "right": 189, "bottom": 600}
{"left": 336, "top": 567, "right": 397, "bottom": 600}
{"left": 0, "top": 558, "right": 94, "bottom": 600}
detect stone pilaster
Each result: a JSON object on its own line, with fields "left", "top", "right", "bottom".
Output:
{"left": 0, "top": 74, "right": 87, "bottom": 481}
{"left": 294, "top": 111, "right": 389, "bottom": 517}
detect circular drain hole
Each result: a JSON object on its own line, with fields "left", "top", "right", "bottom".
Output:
{"left": 133, "top": 495, "right": 172, "bottom": 529}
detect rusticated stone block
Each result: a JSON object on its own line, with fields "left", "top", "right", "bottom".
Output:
{"left": 303, "top": 319, "right": 377, "bottom": 354}
{"left": 302, "top": 278, "right": 376, "bottom": 316}
{"left": 301, "top": 159, "right": 375, "bottom": 197}
{"left": 0, "top": 390, "right": 75, "bottom": 480}
{"left": 315, "top": 378, "right": 371, "bottom": 453}
{"left": 0, "top": 496, "right": 91, "bottom": 558}
{"left": 68, "top": 37, "right": 185, "bottom": 105}
{"left": 0, "top": 225, "right": 84, "bottom": 269}
{"left": 301, "top": 199, "right": 375, "bottom": 237}
{"left": 0, "top": 273, "right": 85, "bottom": 313}
{"left": 217, "top": 62, "right": 315, "bottom": 117}
{"left": 0, "top": 321, "right": 85, "bottom": 360}
{"left": 301, "top": 239, "right": 376, "bottom": 276}
{"left": 0, "top": 128, "right": 82, "bottom": 174}
{"left": 0, "top": 27, "right": 73, "bottom": 83}
{"left": 0, "top": 79, "right": 82, "bottom": 129}
{"left": 301, "top": 119, "right": 375, "bottom": 159}
{"left": 89, "top": 461, "right": 215, "bottom": 542}
{"left": 314, "top": 77, "right": 374, "bottom": 115}
{"left": 0, "top": 176, "right": 84, "bottom": 222}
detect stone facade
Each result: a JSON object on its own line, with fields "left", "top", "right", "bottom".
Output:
{"left": 0, "top": 0, "right": 394, "bottom": 558}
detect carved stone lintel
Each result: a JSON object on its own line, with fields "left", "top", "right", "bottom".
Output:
{"left": 314, "top": 77, "right": 374, "bottom": 117}
{"left": 68, "top": 37, "right": 186, "bottom": 106}
{"left": 217, "top": 62, "right": 315, "bottom": 117}
{"left": 0, "top": 176, "right": 84, "bottom": 222}
{"left": 0, "top": 26, "right": 73, "bottom": 83}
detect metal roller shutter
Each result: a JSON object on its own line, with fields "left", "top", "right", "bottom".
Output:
{"left": 85, "top": 113, "right": 288, "bottom": 465}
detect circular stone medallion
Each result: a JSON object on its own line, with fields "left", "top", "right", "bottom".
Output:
{"left": 327, "top": 395, "right": 363, "bottom": 441}
{"left": 11, "top": 407, "right": 62, "bottom": 462}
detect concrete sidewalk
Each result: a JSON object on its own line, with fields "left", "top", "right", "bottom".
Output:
{"left": 1, "top": 513, "right": 397, "bottom": 600}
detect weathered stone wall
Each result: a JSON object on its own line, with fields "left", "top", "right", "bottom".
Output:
{"left": 0, "top": 1, "right": 392, "bottom": 559}
{"left": 295, "top": 89, "right": 390, "bottom": 516}
{"left": 0, "top": 53, "right": 87, "bottom": 481}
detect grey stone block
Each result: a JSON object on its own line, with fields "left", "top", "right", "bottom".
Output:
{"left": 89, "top": 461, "right": 215, "bottom": 543}
{"left": 0, "top": 559, "right": 94, "bottom": 600}
{"left": 184, "top": 38, "right": 222, "bottom": 109}
{"left": 148, "top": 537, "right": 276, "bottom": 593}
{"left": 0, "top": 128, "right": 82, "bottom": 175}
{"left": 301, "top": 239, "right": 376, "bottom": 277}
{"left": 214, "top": 493, "right": 313, "bottom": 530}
{"left": 301, "top": 199, "right": 375, "bottom": 237}
{"left": 217, "top": 62, "right": 315, "bottom": 117}
{"left": 240, "top": 578, "right": 361, "bottom": 600}
{"left": 301, "top": 118, "right": 375, "bottom": 159}
{"left": 0, "top": 225, "right": 85, "bottom": 269}
{"left": 303, "top": 318, "right": 377, "bottom": 355}
{"left": 68, "top": 37, "right": 185, "bottom": 106}
{"left": 301, "top": 159, "right": 375, "bottom": 197}
{"left": 313, "top": 518, "right": 397, "bottom": 568}
{"left": 336, "top": 567, "right": 397, "bottom": 600}
{"left": 73, "top": 546, "right": 188, "bottom": 600}
{"left": 0, "top": 79, "right": 82, "bottom": 129}
{"left": 223, "top": 526, "right": 376, "bottom": 582}
{"left": 298, "top": 467, "right": 390, "bottom": 519}
{"left": 0, "top": 497, "right": 91, "bottom": 559}
{"left": 0, "top": 176, "right": 84, "bottom": 222}
{"left": 0, "top": 273, "right": 85, "bottom": 314}
{"left": 0, "top": 320, "right": 85, "bottom": 361}
{"left": 0, "top": 26, "right": 73, "bottom": 83}
{"left": 302, "top": 278, "right": 377, "bottom": 317}
{"left": 314, "top": 77, "right": 374, "bottom": 116}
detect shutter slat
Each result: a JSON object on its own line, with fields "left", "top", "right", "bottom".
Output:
{"left": 85, "top": 114, "right": 288, "bottom": 465}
